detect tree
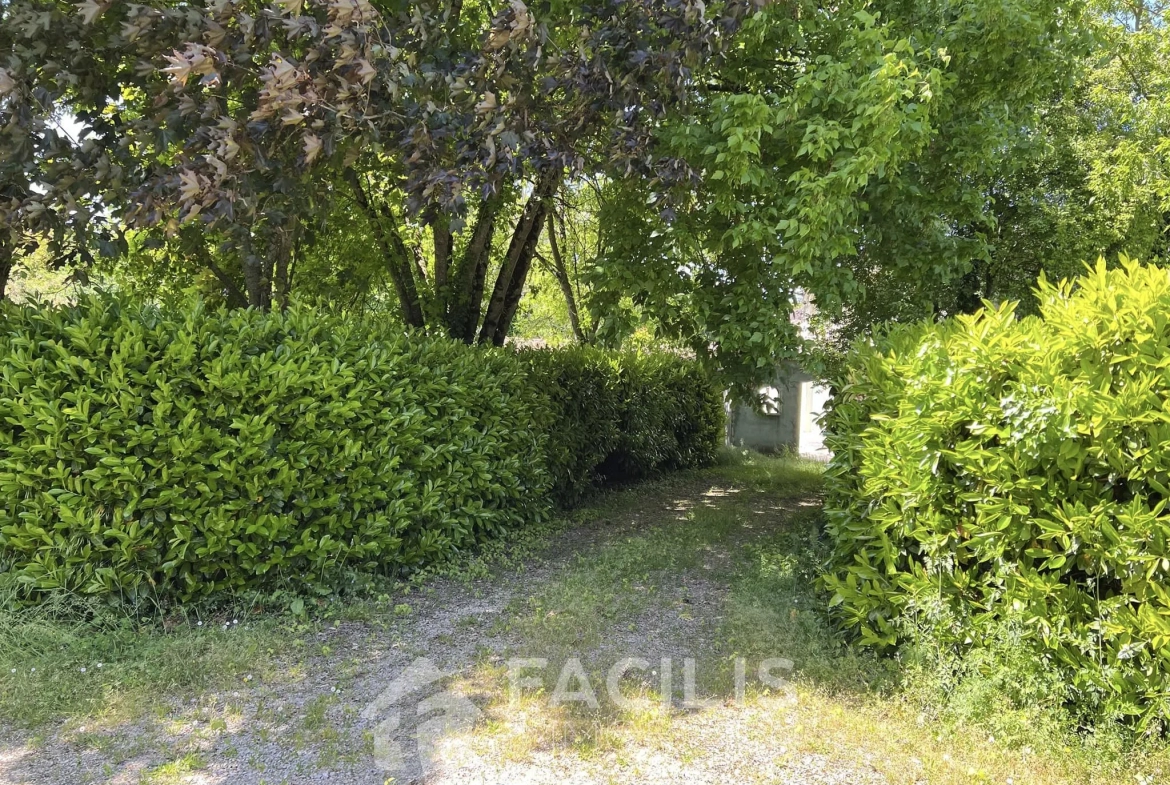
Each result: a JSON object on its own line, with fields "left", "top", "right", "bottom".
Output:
{"left": 1, "top": 0, "right": 754, "bottom": 347}
{"left": 583, "top": 0, "right": 1099, "bottom": 389}
{"left": 11, "top": 0, "right": 1163, "bottom": 383}
{"left": 903, "top": 0, "right": 1170, "bottom": 323}
{"left": 1070, "top": 0, "right": 1169, "bottom": 258}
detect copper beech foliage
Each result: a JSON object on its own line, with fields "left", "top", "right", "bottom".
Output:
{"left": 0, "top": 0, "right": 755, "bottom": 330}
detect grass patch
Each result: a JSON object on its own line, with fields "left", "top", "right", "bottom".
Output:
{"left": 711, "top": 447, "right": 828, "bottom": 497}
{"left": 0, "top": 602, "right": 293, "bottom": 729}
{"left": 468, "top": 452, "right": 1170, "bottom": 783}
{"left": 139, "top": 753, "right": 207, "bottom": 785}
{"left": 0, "top": 533, "right": 554, "bottom": 732}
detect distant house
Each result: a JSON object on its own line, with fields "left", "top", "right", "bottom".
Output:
{"left": 725, "top": 291, "right": 832, "bottom": 459}
{"left": 725, "top": 361, "right": 831, "bottom": 460}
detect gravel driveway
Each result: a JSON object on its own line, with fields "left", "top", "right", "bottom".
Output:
{"left": 0, "top": 471, "right": 884, "bottom": 785}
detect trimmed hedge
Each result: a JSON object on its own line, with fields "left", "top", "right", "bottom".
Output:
{"left": 822, "top": 260, "right": 1170, "bottom": 727}
{"left": 526, "top": 348, "right": 725, "bottom": 505}
{"left": 0, "top": 297, "right": 722, "bottom": 602}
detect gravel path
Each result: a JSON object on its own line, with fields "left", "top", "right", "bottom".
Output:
{"left": 0, "top": 476, "right": 884, "bottom": 785}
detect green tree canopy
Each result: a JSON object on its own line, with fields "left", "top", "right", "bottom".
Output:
{"left": 588, "top": 0, "right": 1100, "bottom": 388}
{"left": 4, "top": 0, "right": 1169, "bottom": 388}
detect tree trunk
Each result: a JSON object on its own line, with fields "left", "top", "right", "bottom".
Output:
{"left": 446, "top": 197, "right": 502, "bottom": 342}
{"left": 181, "top": 227, "right": 249, "bottom": 308}
{"left": 202, "top": 254, "right": 249, "bottom": 308}
{"left": 345, "top": 169, "right": 426, "bottom": 328}
{"left": 273, "top": 218, "right": 298, "bottom": 311}
{"left": 0, "top": 241, "right": 12, "bottom": 302}
{"left": 545, "top": 212, "right": 586, "bottom": 343}
{"left": 492, "top": 229, "right": 541, "bottom": 345}
{"left": 288, "top": 223, "right": 310, "bottom": 301}
{"left": 260, "top": 250, "right": 274, "bottom": 310}
{"left": 242, "top": 238, "right": 266, "bottom": 310}
{"left": 432, "top": 218, "right": 451, "bottom": 300}
{"left": 478, "top": 170, "right": 560, "bottom": 345}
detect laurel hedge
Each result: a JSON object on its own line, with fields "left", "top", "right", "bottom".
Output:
{"left": 0, "top": 297, "right": 722, "bottom": 602}
{"left": 525, "top": 347, "right": 724, "bottom": 505}
{"left": 822, "top": 260, "right": 1170, "bottom": 728}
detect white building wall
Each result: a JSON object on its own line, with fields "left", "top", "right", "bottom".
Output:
{"left": 726, "top": 362, "right": 831, "bottom": 460}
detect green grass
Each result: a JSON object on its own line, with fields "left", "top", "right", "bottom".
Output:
{"left": 0, "top": 599, "right": 294, "bottom": 729}
{"left": 494, "top": 450, "right": 826, "bottom": 653}
{"left": 710, "top": 446, "right": 828, "bottom": 496}
{"left": 138, "top": 753, "right": 207, "bottom": 785}
{"left": 462, "top": 452, "right": 1170, "bottom": 783}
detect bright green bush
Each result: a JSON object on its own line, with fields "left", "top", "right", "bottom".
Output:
{"left": 0, "top": 298, "right": 549, "bottom": 600}
{"left": 0, "top": 297, "right": 722, "bottom": 602}
{"left": 525, "top": 347, "right": 724, "bottom": 505}
{"left": 822, "top": 260, "right": 1170, "bottom": 728}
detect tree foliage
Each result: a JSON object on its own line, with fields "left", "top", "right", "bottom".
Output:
{"left": 586, "top": 0, "right": 1099, "bottom": 389}
{"left": 815, "top": 0, "right": 1170, "bottom": 341}
{"left": 3, "top": 0, "right": 1170, "bottom": 381}
{"left": 1, "top": 0, "right": 752, "bottom": 338}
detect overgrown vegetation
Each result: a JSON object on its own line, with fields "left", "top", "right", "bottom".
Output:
{"left": 0, "top": 296, "right": 721, "bottom": 604}
{"left": 822, "top": 260, "right": 1170, "bottom": 731}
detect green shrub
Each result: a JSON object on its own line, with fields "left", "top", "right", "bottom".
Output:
{"left": 0, "top": 297, "right": 723, "bottom": 603}
{"left": 0, "top": 297, "right": 549, "bottom": 601}
{"left": 822, "top": 260, "right": 1170, "bottom": 729}
{"left": 524, "top": 347, "right": 724, "bottom": 505}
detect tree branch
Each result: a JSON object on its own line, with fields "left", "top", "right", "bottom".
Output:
{"left": 188, "top": 233, "right": 249, "bottom": 308}
{"left": 480, "top": 169, "right": 562, "bottom": 345}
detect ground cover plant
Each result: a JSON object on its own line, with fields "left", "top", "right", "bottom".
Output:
{"left": 823, "top": 260, "right": 1170, "bottom": 731}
